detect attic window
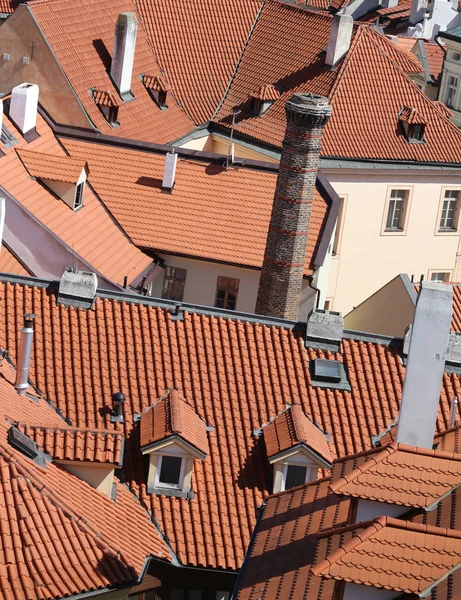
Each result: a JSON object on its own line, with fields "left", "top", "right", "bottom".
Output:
{"left": 8, "top": 426, "right": 38, "bottom": 459}
{"left": 398, "top": 106, "right": 427, "bottom": 143}
{"left": 249, "top": 84, "right": 280, "bottom": 117}
{"left": 310, "top": 359, "right": 351, "bottom": 391}
{"left": 156, "top": 455, "right": 185, "bottom": 489}
{"left": 92, "top": 89, "right": 120, "bottom": 128}
{"left": 75, "top": 181, "right": 84, "bottom": 210}
{"left": 142, "top": 74, "right": 171, "bottom": 109}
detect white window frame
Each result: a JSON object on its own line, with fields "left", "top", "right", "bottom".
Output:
{"left": 428, "top": 270, "right": 452, "bottom": 283}
{"left": 74, "top": 181, "right": 85, "bottom": 210}
{"left": 155, "top": 454, "right": 186, "bottom": 490}
{"left": 445, "top": 73, "right": 459, "bottom": 110}
{"left": 436, "top": 188, "right": 461, "bottom": 235}
{"left": 381, "top": 187, "right": 412, "bottom": 236}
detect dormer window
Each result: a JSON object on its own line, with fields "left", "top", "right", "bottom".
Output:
{"left": 249, "top": 84, "right": 280, "bottom": 117}
{"left": 140, "top": 389, "right": 209, "bottom": 499}
{"left": 398, "top": 106, "right": 427, "bottom": 143}
{"left": 16, "top": 148, "right": 89, "bottom": 211}
{"left": 92, "top": 89, "right": 120, "bottom": 128}
{"left": 142, "top": 74, "right": 171, "bottom": 109}
{"left": 261, "top": 405, "right": 334, "bottom": 493}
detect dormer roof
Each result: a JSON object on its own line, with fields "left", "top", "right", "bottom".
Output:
{"left": 16, "top": 148, "right": 88, "bottom": 184}
{"left": 17, "top": 424, "right": 124, "bottom": 466}
{"left": 263, "top": 404, "right": 334, "bottom": 465}
{"left": 92, "top": 89, "right": 121, "bottom": 108}
{"left": 140, "top": 389, "right": 209, "bottom": 458}
{"left": 249, "top": 84, "right": 280, "bottom": 102}
{"left": 143, "top": 74, "right": 172, "bottom": 93}
{"left": 399, "top": 105, "right": 428, "bottom": 125}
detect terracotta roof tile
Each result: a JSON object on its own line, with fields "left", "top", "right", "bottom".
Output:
{"left": 92, "top": 89, "right": 121, "bottom": 107}
{"left": 424, "top": 41, "right": 445, "bottom": 84}
{"left": 16, "top": 148, "right": 87, "bottom": 183}
{"left": 399, "top": 105, "right": 427, "bottom": 124}
{"left": 0, "top": 0, "right": 17, "bottom": 12}
{"left": 263, "top": 404, "right": 334, "bottom": 463}
{"left": 330, "top": 443, "right": 461, "bottom": 510}
{"left": 0, "top": 244, "right": 31, "bottom": 277}
{"left": 434, "top": 100, "right": 454, "bottom": 118}
{"left": 18, "top": 424, "right": 124, "bottom": 466}
{"left": 61, "top": 138, "right": 329, "bottom": 275}
{"left": 140, "top": 389, "right": 209, "bottom": 456}
{"left": 28, "top": 0, "right": 193, "bottom": 144}
{"left": 142, "top": 75, "right": 172, "bottom": 93}
{"left": 135, "top": 0, "right": 262, "bottom": 124}
{"left": 249, "top": 84, "right": 281, "bottom": 101}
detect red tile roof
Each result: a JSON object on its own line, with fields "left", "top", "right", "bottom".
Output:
{"left": 18, "top": 424, "right": 124, "bottom": 465}
{"left": 61, "top": 137, "right": 329, "bottom": 275}
{"left": 330, "top": 442, "right": 461, "bottom": 510}
{"left": 434, "top": 100, "right": 454, "bottom": 118}
{"left": 216, "top": 2, "right": 461, "bottom": 164}
{"left": 28, "top": 0, "right": 193, "bottom": 144}
{"left": 2, "top": 278, "right": 461, "bottom": 571}
{"left": 140, "top": 389, "right": 209, "bottom": 456}
{"left": 92, "top": 89, "right": 121, "bottom": 107}
{"left": 424, "top": 41, "right": 445, "bottom": 84}
{"left": 16, "top": 148, "right": 87, "bottom": 183}
{"left": 263, "top": 404, "right": 334, "bottom": 463}
{"left": 0, "top": 244, "right": 31, "bottom": 277}
{"left": 399, "top": 105, "right": 427, "bottom": 124}
{"left": 142, "top": 75, "right": 172, "bottom": 93}
{"left": 249, "top": 84, "right": 281, "bottom": 101}
{"left": 0, "top": 109, "right": 152, "bottom": 287}
{"left": 134, "top": 0, "right": 262, "bottom": 124}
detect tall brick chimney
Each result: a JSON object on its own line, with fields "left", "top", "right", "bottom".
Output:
{"left": 255, "top": 93, "right": 332, "bottom": 320}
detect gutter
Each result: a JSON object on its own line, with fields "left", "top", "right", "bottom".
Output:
{"left": 435, "top": 33, "right": 447, "bottom": 101}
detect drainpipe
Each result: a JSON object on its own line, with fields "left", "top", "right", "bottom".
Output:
{"left": 307, "top": 274, "right": 321, "bottom": 309}
{"left": 434, "top": 33, "right": 446, "bottom": 102}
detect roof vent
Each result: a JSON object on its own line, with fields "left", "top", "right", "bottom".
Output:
{"left": 110, "top": 392, "right": 126, "bottom": 423}
{"left": 162, "top": 151, "right": 178, "bottom": 192}
{"left": 305, "top": 308, "right": 344, "bottom": 352}
{"left": 10, "top": 83, "right": 39, "bottom": 136}
{"left": 325, "top": 13, "right": 353, "bottom": 68}
{"left": 310, "top": 358, "right": 351, "bottom": 391}
{"left": 110, "top": 12, "right": 138, "bottom": 101}
{"left": 8, "top": 426, "right": 38, "bottom": 459}
{"left": 14, "top": 314, "right": 36, "bottom": 395}
{"left": 57, "top": 267, "right": 98, "bottom": 309}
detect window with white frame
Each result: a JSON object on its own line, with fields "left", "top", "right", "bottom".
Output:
{"left": 155, "top": 455, "right": 185, "bottom": 489}
{"left": 74, "top": 181, "right": 84, "bottom": 210}
{"left": 440, "top": 190, "right": 459, "bottom": 231}
{"left": 446, "top": 74, "right": 459, "bottom": 109}
{"left": 431, "top": 272, "right": 450, "bottom": 283}
{"left": 386, "top": 190, "right": 408, "bottom": 231}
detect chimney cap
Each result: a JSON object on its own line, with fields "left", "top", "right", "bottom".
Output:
{"left": 286, "top": 92, "right": 332, "bottom": 116}
{"left": 112, "top": 391, "right": 126, "bottom": 404}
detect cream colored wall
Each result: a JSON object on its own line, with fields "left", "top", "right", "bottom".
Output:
{"left": 58, "top": 460, "right": 115, "bottom": 497}
{"left": 439, "top": 40, "right": 461, "bottom": 126}
{"left": 178, "top": 134, "right": 215, "bottom": 152}
{"left": 344, "top": 275, "right": 416, "bottom": 337}
{"left": 177, "top": 133, "right": 279, "bottom": 163}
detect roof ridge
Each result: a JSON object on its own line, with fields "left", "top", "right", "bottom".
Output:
{"left": 396, "top": 442, "right": 461, "bottom": 461}
{"left": 328, "top": 23, "right": 365, "bottom": 104}
{"left": 332, "top": 440, "right": 393, "bottom": 465}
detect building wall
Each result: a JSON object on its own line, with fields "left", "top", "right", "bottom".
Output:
{"left": 0, "top": 6, "right": 91, "bottom": 128}
{"left": 439, "top": 38, "right": 461, "bottom": 126}
{"left": 58, "top": 461, "right": 115, "bottom": 497}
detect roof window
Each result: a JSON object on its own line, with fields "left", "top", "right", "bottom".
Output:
{"left": 399, "top": 106, "right": 427, "bottom": 143}
{"left": 1, "top": 124, "right": 17, "bottom": 148}
{"left": 8, "top": 426, "right": 38, "bottom": 459}
{"left": 249, "top": 84, "right": 280, "bottom": 117}
{"left": 310, "top": 358, "right": 351, "bottom": 391}
{"left": 92, "top": 89, "right": 120, "bottom": 128}
{"left": 142, "top": 74, "right": 171, "bottom": 109}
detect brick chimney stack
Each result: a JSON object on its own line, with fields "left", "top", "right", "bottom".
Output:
{"left": 255, "top": 93, "right": 332, "bottom": 320}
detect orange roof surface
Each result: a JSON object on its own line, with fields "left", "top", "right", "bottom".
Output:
{"left": 215, "top": 2, "right": 461, "bottom": 164}
{"left": 28, "top": 0, "right": 193, "bottom": 144}
{"left": 16, "top": 148, "right": 87, "bottom": 183}
{"left": 61, "top": 137, "right": 329, "bottom": 274}
{"left": 312, "top": 516, "right": 461, "bottom": 595}
{"left": 0, "top": 109, "right": 152, "bottom": 287}
{"left": 0, "top": 358, "right": 170, "bottom": 600}
{"left": 399, "top": 105, "right": 427, "bottom": 124}
{"left": 140, "top": 389, "right": 209, "bottom": 456}
{"left": 92, "top": 89, "right": 122, "bottom": 108}
{"left": 249, "top": 84, "right": 281, "bottom": 101}
{"left": 135, "top": 0, "right": 262, "bottom": 124}
{"left": 18, "top": 424, "right": 124, "bottom": 466}
{"left": 425, "top": 41, "right": 445, "bottom": 84}
{"left": 143, "top": 75, "right": 172, "bottom": 93}
{"left": 330, "top": 442, "right": 461, "bottom": 509}
{"left": 263, "top": 404, "right": 334, "bottom": 463}
{"left": 3, "top": 278, "right": 461, "bottom": 571}
{"left": 0, "top": 244, "right": 31, "bottom": 277}
{"left": 0, "top": 0, "right": 17, "bottom": 12}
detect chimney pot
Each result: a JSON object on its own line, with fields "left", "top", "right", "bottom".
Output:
{"left": 14, "top": 313, "right": 36, "bottom": 395}
{"left": 58, "top": 268, "right": 98, "bottom": 308}
{"left": 325, "top": 13, "right": 353, "bottom": 68}
{"left": 110, "top": 12, "right": 138, "bottom": 100}
{"left": 162, "top": 151, "right": 178, "bottom": 191}
{"left": 10, "top": 83, "right": 39, "bottom": 135}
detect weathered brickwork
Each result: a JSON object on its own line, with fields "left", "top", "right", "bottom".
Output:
{"left": 255, "top": 93, "right": 332, "bottom": 320}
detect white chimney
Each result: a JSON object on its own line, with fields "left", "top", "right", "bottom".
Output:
{"left": 110, "top": 12, "right": 138, "bottom": 100}
{"left": 14, "top": 314, "right": 36, "bottom": 395}
{"left": 10, "top": 83, "right": 39, "bottom": 134}
{"left": 162, "top": 151, "right": 178, "bottom": 191}
{"left": 325, "top": 13, "right": 353, "bottom": 68}
{"left": 396, "top": 282, "right": 453, "bottom": 449}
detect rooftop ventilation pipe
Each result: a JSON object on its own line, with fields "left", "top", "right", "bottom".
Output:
{"left": 111, "top": 392, "right": 126, "bottom": 423}
{"left": 325, "top": 13, "right": 353, "bottom": 68}
{"left": 14, "top": 314, "right": 36, "bottom": 395}
{"left": 396, "top": 282, "right": 453, "bottom": 449}
{"left": 10, "top": 83, "right": 39, "bottom": 135}
{"left": 162, "top": 151, "right": 178, "bottom": 191}
{"left": 110, "top": 13, "right": 138, "bottom": 101}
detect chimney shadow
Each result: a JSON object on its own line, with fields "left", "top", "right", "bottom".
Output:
{"left": 136, "top": 176, "right": 163, "bottom": 190}
{"left": 93, "top": 39, "right": 112, "bottom": 72}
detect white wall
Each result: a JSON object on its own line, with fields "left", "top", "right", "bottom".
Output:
{"left": 355, "top": 498, "right": 409, "bottom": 522}
{"left": 343, "top": 582, "right": 400, "bottom": 600}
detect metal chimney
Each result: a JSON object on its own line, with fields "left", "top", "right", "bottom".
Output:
{"left": 162, "top": 151, "right": 178, "bottom": 191}
{"left": 396, "top": 282, "right": 453, "bottom": 448}
{"left": 110, "top": 13, "right": 138, "bottom": 100}
{"left": 111, "top": 392, "right": 126, "bottom": 423}
{"left": 14, "top": 314, "right": 36, "bottom": 395}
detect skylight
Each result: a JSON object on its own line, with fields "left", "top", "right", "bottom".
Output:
{"left": 313, "top": 359, "right": 342, "bottom": 383}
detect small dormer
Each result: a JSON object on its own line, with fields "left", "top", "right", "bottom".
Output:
{"left": 249, "top": 84, "right": 280, "bottom": 117}
{"left": 142, "top": 74, "right": 172, "bottom": 109}
{"left": 262, "top": 405, "right": 334, "bottom": 493}
{"left": 398, "top": 106, "right": 427, "bottom": 143}
{"left": 91, "top": 89, "right": 121, "bottom": 127}
{"left": 140, "top": 389, "right": 209, "bottom": 499}
{"left": 16, "top": 148, "right": 88, "bottom": 211}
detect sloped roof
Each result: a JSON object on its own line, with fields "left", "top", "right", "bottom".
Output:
{"left": 134, "top": 0, "right": 262, "bottom": 124}
{"left": 249, "top": 84, "right": 281, "bottom": 101}
{"left": 0, "top": 108, "right": 152, "bottom": 287}
{"left": 263, "top": 404, "right": 334, "bottom": 463}
{"left": 16, "top": 148, "right": 87, "bottom": 183}
{"left": 18, "top": 424, "right": 124, "bottom": 466}
{"left": 27, "top": 0, "right": 193, "bottom": 144}
{"left": 92, "top": 89, "right": 121, "bottom": 107}
{"left": 2, "top": 277, "right": 461, "bottom": 571}
{"left": 142, "top": 75, "right": 172, "bottom": 93}
{"left": 424, "top": 41, "right": 445, "bottom": 84}
{"left": 140, "top": 389, "right": 209, "bottom": 456}
{"left": 215, "top": 2, "right": 461, "bottom": 164}
{"left": 0, "top": 359, "right": 170, "bottom": 600}
{"left": 330, "top": 442, "right": 461, "bottom": 510}
{"left": 0, "top": 244, "right": 31, "bottom": 277}
{"left": 399, "top": 105, "right": 427, "bottom": 124}
{"left": 61, "top": 137, "right": 330, "bottom": 275}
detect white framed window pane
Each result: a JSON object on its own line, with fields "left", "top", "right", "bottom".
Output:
{"left": 285, "top": 465, "right": 307, "bottom": 489}
{"left": 159, "top": 455, "right": 182, "bottom": 486}
{"left": 431, "top": 272, "right": 450, "bottom": 282}
{"left": 440, "top": 191, "right": 459, "bottom": 229}
{"left": 386, "top": 191, "right": 406, "bottom": 230}
{"left": 446, "top": 75, "right": 458, "bottom": 108}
